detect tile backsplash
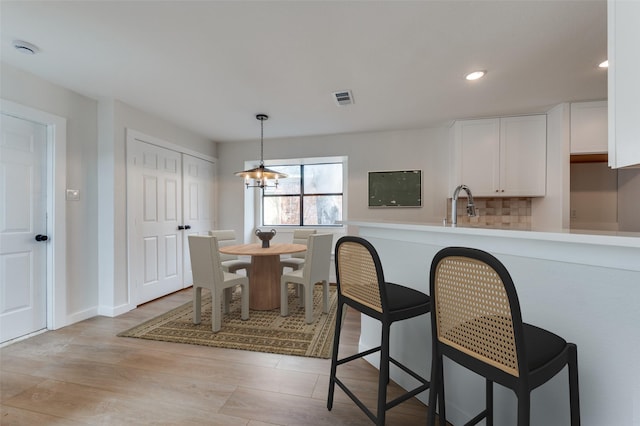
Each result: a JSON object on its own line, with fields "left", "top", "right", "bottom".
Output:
{"left": 447, "top": 197, "right": 532, "bottom": 229}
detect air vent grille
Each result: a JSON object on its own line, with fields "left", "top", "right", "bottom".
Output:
{"left": 332, "top": 90, "right": 354, "bottom": 106}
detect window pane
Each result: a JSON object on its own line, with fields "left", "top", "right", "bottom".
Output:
{"left": 263, "top": 196, "right": 300, "bottom": 225}
{"left": 304, "top": 164, "right": 343, "bottom": 194}
{"left": 263, "top": 165, "right": 300, "bottom": 195}
{"left": 303, "top": 195, "right": 342, "bottom": 225}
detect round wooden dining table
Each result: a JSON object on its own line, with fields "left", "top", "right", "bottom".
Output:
{"left": 218, "top": 243, "right": 306, "bottom": 310}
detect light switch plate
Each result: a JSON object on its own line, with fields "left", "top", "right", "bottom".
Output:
{"left": 66, "top": 189, "right": 80, "bottom": 201}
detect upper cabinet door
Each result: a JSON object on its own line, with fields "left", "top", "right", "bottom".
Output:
{"left": 500, "top": 115, "right": 547, "bottom": 196}
{"left": 455, "top": 118, "right": 501, "bottom": 196}
{"left": 571, "top": 101, "right": 608, "bottom": 154}
{"left": 608, "top": 0, "right": 640, "bottom": 168}
{"left": 452, "top": 115, "right": 547, "bottom": 197}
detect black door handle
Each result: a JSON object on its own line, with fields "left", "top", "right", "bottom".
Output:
{"left": 35, "top": 234, "right": 49, "bottom": 242}
{"left": 184, "top": 225, "right": 191, "bottom": 230}
{"left": 178, "top": 225, "right": 185, "bottom": 230}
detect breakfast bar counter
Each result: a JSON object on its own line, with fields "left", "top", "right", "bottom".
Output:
{"left": 346, "top": 220, "right": 639, "bottom": 426}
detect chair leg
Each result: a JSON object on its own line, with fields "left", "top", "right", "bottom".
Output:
{"left": 427, "top": 354, "right": 439, "bottom": 426}
{"left": 568, "top": 344, "right": 581, "bottom": 426}
{"left": 193, "top": 286, "right": 202, "bottom": 325}
{"left": 304, "top": 283, "right": 314, "bottom": 324}
{"left": 297, "top": 283, "right": 304, "bottom": 307}
{"left": 280, "top": 280, "right": 290, "bottom": 317}
{"left": 376, "top": 322, "right": 390, "bottom": 426}
{"left": 486, "top": 379, "right": 494, "bottom": 426}
{"left": 438, "top": 363, "right": 446, "bottom": 426}
{"left": 322, "top": 280, "right": 329, "bottom": 314}
{"left": 327, "top": 301, "right": 345, "bottom": 411}
{"left": 517, "top": 390, "right": 530, "bottom": 426}
{"left": 212, "top": 288, "right": 223, "bottom": 332}
{"left": 240, "top": 283, "right": 249, "bottom": 321}
{"left": 223, "top": 287, "right": 232, "bottom": 314}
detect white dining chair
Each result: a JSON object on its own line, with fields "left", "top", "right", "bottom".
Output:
{"left": 280, "top": 229, "right": 317, "bottom": 274}
{"left": 188, "top": 235, "right": 249, "bottom": 332}
{"left": 209, "top": 230, "right": 251, "bottom": 276}
{"left": 280, "top": 233, "right": 333, "bottom": 324}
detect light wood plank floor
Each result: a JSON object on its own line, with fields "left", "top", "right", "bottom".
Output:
{"left": 1, "top": 288, "right": 441, "bottom": 425}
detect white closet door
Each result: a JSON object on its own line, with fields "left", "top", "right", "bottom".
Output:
{"left": 128, "top": 140, "right": 183, "bottom": 304}
{"left": 0, "top": 114, "right": 47, "bottom": 343}
{"left": 181, "top": 154, "right": 216, "bottom": 286}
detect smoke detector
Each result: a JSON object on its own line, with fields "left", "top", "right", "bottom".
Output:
{"left": 332, "top": 90, "right": 354, "bottom": 106}
{"left": 13, "top": 40, "right": 39, "bottom": 55}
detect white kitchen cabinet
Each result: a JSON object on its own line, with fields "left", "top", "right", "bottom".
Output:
{"left": 571, "top": 101, "right": 608, "bottom": 154}
{"left": 608, "top": 0, "right": 640, "bottom": 168}
{"left": 452, "top": 115, "right": 547, "bottom": 197}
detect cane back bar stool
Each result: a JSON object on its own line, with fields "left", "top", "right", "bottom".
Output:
{"left": 428, "top": 247, "right": 580, "bottom": 426}
{"left": 327, "top": 236, "right": 432, "bottom": 426}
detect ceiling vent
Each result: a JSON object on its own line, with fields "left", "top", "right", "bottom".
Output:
{"left": 332, "top": 90, "right": 354, "bottom": 106}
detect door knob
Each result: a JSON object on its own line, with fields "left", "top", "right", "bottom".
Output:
{"left": 177, "top": 225, "right": 185, "bottom": 230}
{"left": 35, "top": 234, "right": 49, "bottom": 242}
{"left": 184, "top": 225, "right": 191, "bottom": 230}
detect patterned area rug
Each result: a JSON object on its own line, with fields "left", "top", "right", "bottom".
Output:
{"left": 118, "top": 286, "right": 338, "bottom": 359}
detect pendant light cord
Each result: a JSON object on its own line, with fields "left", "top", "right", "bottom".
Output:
{"left": 260, "top": 118, "right": 264, "bottom": 166}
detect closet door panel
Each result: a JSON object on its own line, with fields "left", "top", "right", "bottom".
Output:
{"left": 128, "top": 140, "right": 183, "bottom": 304}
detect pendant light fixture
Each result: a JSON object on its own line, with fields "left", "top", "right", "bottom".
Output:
{"left": 235, "top": 114, "right": 287, "bottom": 189}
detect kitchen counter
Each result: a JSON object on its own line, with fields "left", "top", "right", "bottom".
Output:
{"left": 346, "top": 220, "right": 639, "bottom": 426}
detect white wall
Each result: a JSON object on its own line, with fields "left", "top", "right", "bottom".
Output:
{"left": 216, "top": 126, "right": 451, "bottom": 236}
{"left": 1, "top": 63, "right": 99, "bottom": 322}
{"left": 1, "top": 63, "right": 219, "bottom": 322}
{"left": 618, "top": 168, "right": 640, "bottom": 232}
{"left": 570, "top": 162, "right": 619, "bottom": 230}
{"left": 5, "top": 60, "right": 602, "bottom": 330}
{"left": 532, "top": 103, "right": 570, "bottom": 231}
{"left": 99, "top": 99, "right": 217, "bottom": 314}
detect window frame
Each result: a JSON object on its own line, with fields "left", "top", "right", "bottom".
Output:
{"left": 260, "top": 157, "right": 346, "bottom": 227}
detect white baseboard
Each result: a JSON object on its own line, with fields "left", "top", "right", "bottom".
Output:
{"left": 98, "top": 302, "right": 135, "bottom": 317}
{"left": 64, "top": 307, "right": 99, "bottom": 328}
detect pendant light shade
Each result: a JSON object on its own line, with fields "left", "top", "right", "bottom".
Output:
{"left": 235, "top": 114, "right": 287, "bottom": 189}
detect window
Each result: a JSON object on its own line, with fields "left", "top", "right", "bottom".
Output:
{"left": 263, "top": 162, "right": 343, "bottom": 226}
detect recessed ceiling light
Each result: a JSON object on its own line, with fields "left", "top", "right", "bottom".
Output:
{"left": 465, "top": 70, "right": 486, "bottom": 81}
{"left": 12, "top": 40, "right": 39, "bottom": 55}
{"left": 599, "top": 60, "right": 608, "bottom": 68}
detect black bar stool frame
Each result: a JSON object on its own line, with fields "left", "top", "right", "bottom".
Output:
{"left": 327, "top": 236, "right": 432, "bottom": 425}
{"left": 428, "top": 246, "right": 580, "bottom": 426}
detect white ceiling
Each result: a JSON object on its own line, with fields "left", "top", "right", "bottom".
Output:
{"left": 1, "top": 1, "right": 607, "bottom": 142}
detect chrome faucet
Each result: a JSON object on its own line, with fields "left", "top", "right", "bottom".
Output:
{"left": 451, "top": 184, "right": 477, "bottom": 227}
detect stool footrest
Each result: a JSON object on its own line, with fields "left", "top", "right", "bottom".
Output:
{"left": 464, "top": 409, "right": 488, "bottom": 426}
{"left": 333, "top": 352, "right": 431, "bottom": 423}
{"left": 335, "top": 345, "right": 381, "bottom": 366}
{"left": 386, "top": 355, "right": 430, "bottom": 410}
{"left": 334, "top": 377, "right": 377, "bottom": 424}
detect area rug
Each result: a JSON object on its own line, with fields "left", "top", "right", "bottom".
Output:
{"left": 118, "top": 286, "right": 338, "bottom": 359}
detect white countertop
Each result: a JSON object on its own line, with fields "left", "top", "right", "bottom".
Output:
{"left": 346, "top": 219, "right": 640, "bottom": 247}
{"left": 346, "top": 220, "right": 640, "bottom": 272}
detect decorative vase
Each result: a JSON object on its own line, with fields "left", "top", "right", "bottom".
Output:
{"left": 255, "top": 228, "right": 276, "bottom": 248}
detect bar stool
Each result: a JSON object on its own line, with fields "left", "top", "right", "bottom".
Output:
{"left": 428, "top": 246, "right": 580, "bottom": 426}
{"left": 327, "top": 236, "right": 431, "bottom": 425}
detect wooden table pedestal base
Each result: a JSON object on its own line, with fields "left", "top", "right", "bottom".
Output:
{"left": 249, "top": 255, "right": 281, "bottom": 310}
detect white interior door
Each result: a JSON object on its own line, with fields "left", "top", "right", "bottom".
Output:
{"left": 181, "top": 154, "right": 216, "bottom": 286}
{"left": 0, "top": 113, "right": 47, "bottom": 343}
{"left": 128, "top": 140, "right": 183, "bottom": 304}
